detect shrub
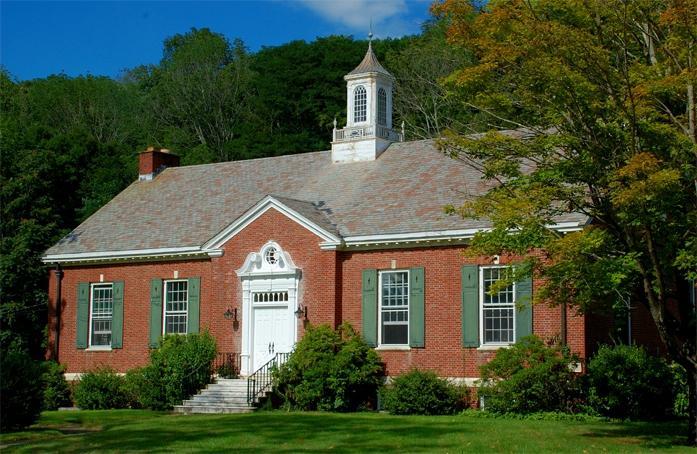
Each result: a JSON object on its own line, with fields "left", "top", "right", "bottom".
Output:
{"left": 274, "top": 323, "right": 383, "bottom": 411}
{"left": 478, "top": 336, "right": 583, "bottom": 414}
{"left": 42, "top": 361, "right": 72, "bottom": 410}
{"left": 73, "top": 367, "right": 127, "bottom": 410}
{"left": 0, "top": 345, "right": 44, "bottom": 430}
{"left": 586, "top": 344, "right": 674, "bottom": 420}
{"left": 216, "top": 361, "right": 239, "bottom": 379}
{"left": 381, "top": 369, "right": 467, "bottom": 415}
{"left": 670, "top": 363, "right": 689, "bottom": 418}
{"left": 138, "top": 332, "right": 217, "bottom": 410}
{"left": 121, "top": 367, "right": 148, "bottom": 409}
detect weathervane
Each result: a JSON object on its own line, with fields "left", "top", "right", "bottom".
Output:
{"left": 369, "top": 18, "right": 373, "bottom": 42}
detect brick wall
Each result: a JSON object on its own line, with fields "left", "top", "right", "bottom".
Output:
{"left": 48, "top": 207, "right": 586, "bottom": 377}
{"left": 339, "top": 247, "right": 586, "bottom": 377}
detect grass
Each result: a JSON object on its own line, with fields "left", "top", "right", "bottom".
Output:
{"left": 0, "top": 410, "right": 691, "bottom": 453}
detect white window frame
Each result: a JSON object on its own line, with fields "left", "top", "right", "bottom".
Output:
{"left": 479, "top": 266, "right": 516, "bottom": 346}
{"left": 354, "top": 85, "right": 367, "bottom": 123}
{"left": 377, "top": 269, "right": 410, "bottom": 347}
{"left": 163, "top": 279, "right": 188, "bottom": 335}
{"left": 88, "top": 282, "right": 114, "bottom": 349}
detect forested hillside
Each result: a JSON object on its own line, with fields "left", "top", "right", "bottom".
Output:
{"left": 1, "top": 22, "right": 472, "bottom": 356}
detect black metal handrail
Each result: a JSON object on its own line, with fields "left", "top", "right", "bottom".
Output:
{"left": 246, "top": 352, "right": 290, "bottom": 405}
{"left": 213, "top": 352, "right": 241, "bottom": 378}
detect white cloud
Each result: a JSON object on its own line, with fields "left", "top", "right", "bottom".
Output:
{"left": 298, "top": 0, "right": 414, "bottom": 37}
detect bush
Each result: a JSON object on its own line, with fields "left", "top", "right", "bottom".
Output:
{"left": 138, "top": 332, "right": 217, "bottom": 410}
{"left": 586, "top": 344, "right": 674, "bottom": 420}
{"left": 0, "top": 345, "right": 44, "bottom": 430}
{"left": 216, "top": 361, "right": 239, "bottom": 379}
{"left": 42, "top": 361, "right": 72, "bottom": 410}
{"left": 73, "top": 367, "right": 127, "bottom": 410}
{"left": 274, "top": 323, "right": 383, "bottom": 411}
{"left": 381, "top": 369, "right": 467, "bottom": 415}
{"left": 121, "top": 367, "right": 148, "bottom": 409}
{"left": 478, "top": 336, "right": 583, "bottom": 414}
{"left": 671, "top": 363, "right": 689, "bottom": 418}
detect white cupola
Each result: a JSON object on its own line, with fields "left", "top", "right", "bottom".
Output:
{"left": 331, "top": 38, "right": 403, "bottom": 163}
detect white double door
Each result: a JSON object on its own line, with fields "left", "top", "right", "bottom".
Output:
{"left": 252, "top": 299, "right": 294, "bottom": 371}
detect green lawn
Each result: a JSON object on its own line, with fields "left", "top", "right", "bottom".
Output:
{"left": 0, "top": 410, "right": 691, "bottom": 453}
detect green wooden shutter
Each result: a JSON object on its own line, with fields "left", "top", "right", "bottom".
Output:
{"left": 149, "top": 278, "right": 163, "bottom": 348}
{"left": 111, "top": 281, "right": 124, "bottom": 348}
{"left": 461, "top": 266, "right": 479, "bottom": 347}
{"left": 361, "top": 269, "right": 378, "bottom": 347}
{"left": 409, "top": 267, "right": 425, "bottom": 348}
{"left": 76, "top": 283, "right": 90, "bottom": 349}
{"left": 515, "top": 275, "right": 533, "bottom": 341}
{"left": 187, "top": 277, "right": 200, "bottom": 334}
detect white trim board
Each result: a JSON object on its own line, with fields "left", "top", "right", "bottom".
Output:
{"left": 203, "top": 195, "right": 343, "bottom": 250}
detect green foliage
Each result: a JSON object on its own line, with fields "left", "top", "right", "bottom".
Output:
{"left": 216, "top": 362, "right": 239, "bottom": 379}
{"left": 671, "top": 363, "right": 689, "bottom": 418}
{"left": 42, "top": 361, "right": 72, "bottom": 410}
{"left": 73, "top": 367, "right": 128, "bottom": 410}
{"left": 586, "top": 344, "right": 675, "bottom": 420}
{"left": 0, "top": 344, "right": 44, "bottom": 430}
{"left": 121, "top": 368, "right": 148, "bottom": 409}
{"left": 381, "top": 369, "right": 467, "bottom": 415}
{"left": 136, "top": 332, "right": 217, "bottom": 410}
{"left": 273, "top": 323, "right": 383, "bottom": 411}
{"left": 478, "top": 336, "right": 583, "bottom": 414}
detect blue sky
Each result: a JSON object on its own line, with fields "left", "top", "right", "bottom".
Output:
{"left": 1, "top": 1, "right": 431, "bottom": 80}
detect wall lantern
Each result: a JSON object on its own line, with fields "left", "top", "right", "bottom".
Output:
{"left": 224, "top": 307, "right": 237, "bottom": 321}
{"left": 294, "top": 304, "right": 308, "bottom": 320}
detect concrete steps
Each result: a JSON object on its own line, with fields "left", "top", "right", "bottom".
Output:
{"left": 174, "top": 378, "right": 255, "bottom": 414}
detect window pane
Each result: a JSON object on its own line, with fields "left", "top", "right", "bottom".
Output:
{"left": 382, "top": 324, "right": 408, "bottom": 345}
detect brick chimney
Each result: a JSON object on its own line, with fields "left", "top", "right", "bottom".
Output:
{"left": 139, "top": 147, "right": 180, "bottom": 181}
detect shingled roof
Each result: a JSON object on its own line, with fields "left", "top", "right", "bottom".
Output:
{"left": 44, "top": 139, "right": 587, "bottom": 258}
{"left": 346, "top": 42, "right": 392, "bottom": 77}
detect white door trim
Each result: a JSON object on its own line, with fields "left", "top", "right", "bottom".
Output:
{"left": 237, "top": 241, "right": 301, "bottom": 376}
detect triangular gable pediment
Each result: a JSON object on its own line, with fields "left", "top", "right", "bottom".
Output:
{"left": 202, "top": 195, "right": 343, "bottom": 250}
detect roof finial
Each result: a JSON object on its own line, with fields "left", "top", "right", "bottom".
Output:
{"left": 368, "top": 19, "right": 373, "bottom": 44}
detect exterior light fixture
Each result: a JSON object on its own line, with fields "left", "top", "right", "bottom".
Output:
{"left": 224, "top": 307, "right": 237, "bottom": 321}
{"left": 295, "top": 305, "right": 308, "bottom": 320}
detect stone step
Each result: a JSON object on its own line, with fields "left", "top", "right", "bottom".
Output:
{"left": 184, "top": 400, "right": 250, "bottom": 407}
{"left": 174, "top": 405, "right": 253, "bottom": 414}
{"left": 197, "top": 392, "right": 247, "bottom": 398}
{"left": 192, "top": 394, "right": 248, "bottom": 401}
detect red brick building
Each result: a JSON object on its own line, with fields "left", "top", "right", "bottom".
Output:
{"left": 43, "top": 44, "right": 638, "bottom": 381}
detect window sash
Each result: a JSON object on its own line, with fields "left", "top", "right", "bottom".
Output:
{"left": 164, "top": 280, "right": 188, "bottom": 334}
{"left": 379, "top": 270, "right": 409, "bottom": 345}
{"left": 354, "top": 86, "right": 367, "bottom": 123}
{"left": 89, "top": 283, "right": 113, "bottom": 347}
{"left": 480, "top": 267, "right": 516, "bottom": 345}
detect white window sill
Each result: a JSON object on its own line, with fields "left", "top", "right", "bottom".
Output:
{"left": 85, "top": 346, "right": 112, "bottom": 352}
{"left": 476, "top": 344, "right": 512, "bottom": 351}
{"left": 375, "top": 345, "right": 411, "bottom": 351}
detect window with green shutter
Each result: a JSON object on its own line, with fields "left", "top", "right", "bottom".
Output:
{"left": 76, "top": 283, "right": 90, "bottom": 349}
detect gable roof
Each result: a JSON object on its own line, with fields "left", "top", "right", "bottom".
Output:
{"left": 43, "top": 139, "right": 587, "bottom": 261}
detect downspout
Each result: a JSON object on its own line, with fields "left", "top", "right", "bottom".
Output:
{"left": 54, "top": 264, "right": 63, "bottom": 360}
